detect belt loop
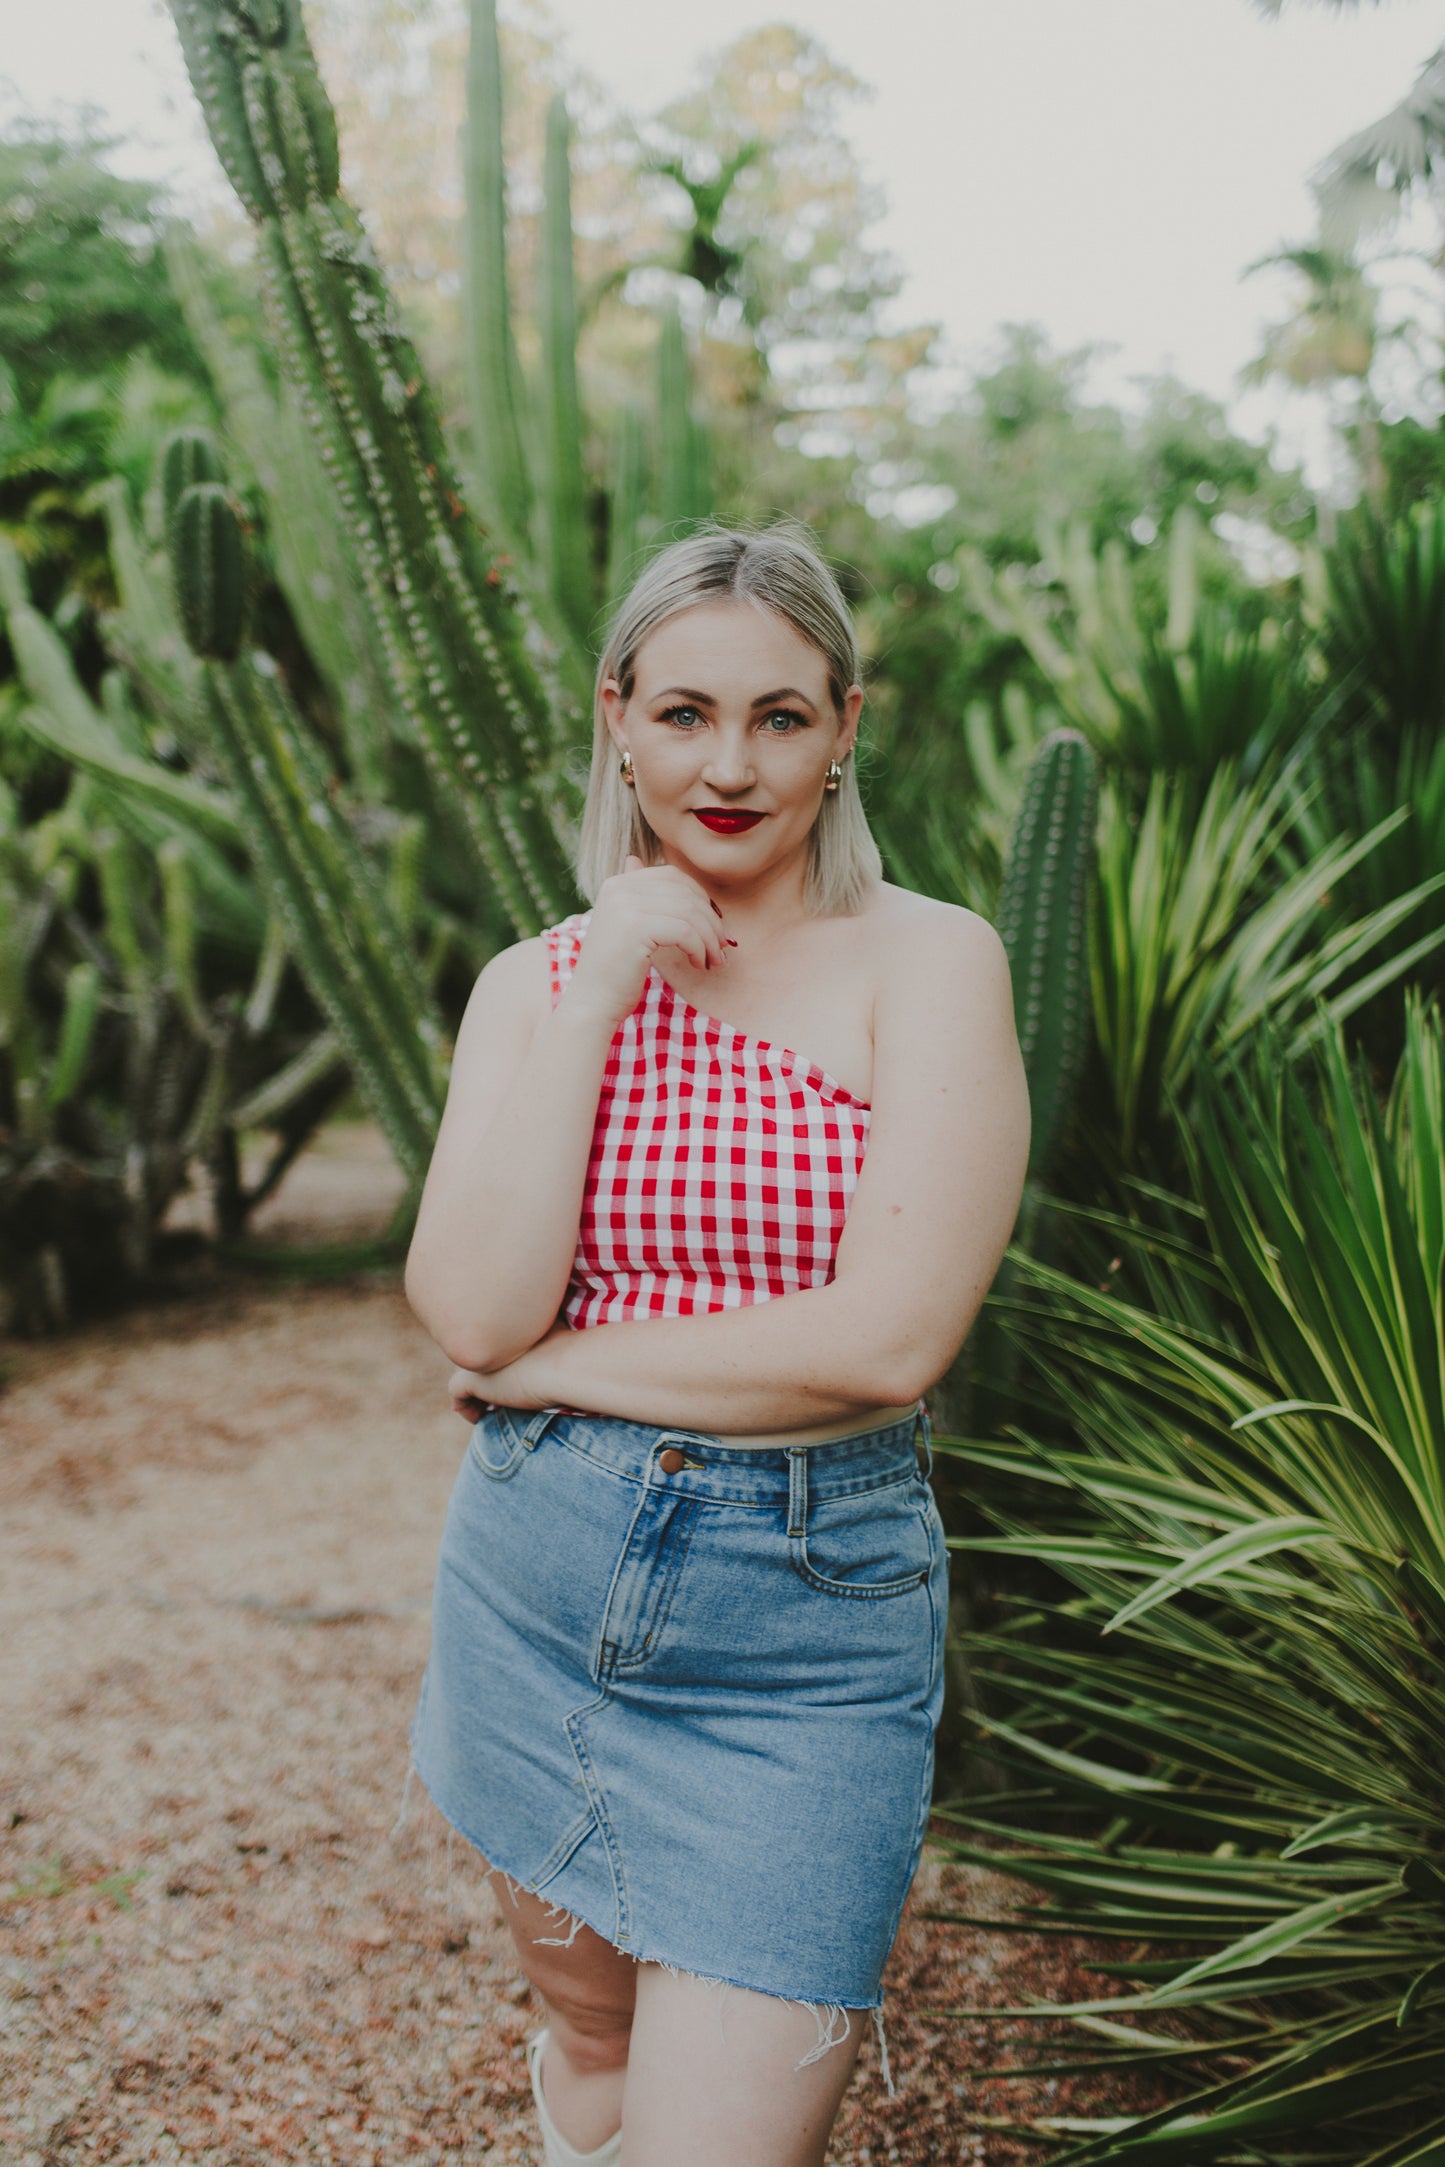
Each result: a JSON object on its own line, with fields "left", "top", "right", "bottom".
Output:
{"left": 786, "top": 1446, "right": 808, "bottom": 1537}
{"left": 913, "top": 1396, "right": 933, "bottom": 1481}
{"left": 522, "top": 1405, "right": 565, "bottom": 1452}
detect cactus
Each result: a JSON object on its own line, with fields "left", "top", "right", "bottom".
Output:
{"left": 463, "top": 0, "right": 533, "bottom": 549}
{"left": 656, "top": 306, "right": 710, "bottom": 532}
{"left": 163, "top": 233, "right": 395, "bottom": 796}
{"left": 995, "top": 726, "right": 1100, "bottom": 1181}
{"left": 166, "top": 474, "right": 445, "bottom": 1177}
{"left": 935, "top": 726, "right": 1100, "bottom": 1442}
{"left": 165, "top": 0, "right": 583, "bottom": 934}
{"left": 605, "top": 406, "right": 646, "bottom": 610}
{"left": 537, "top": 94, "right": 592, "bottom": 642}
{"left": 172, "top": 478, "right": 249, "bottom": 661}
{"left": 161, "top": 427, "right": 226, "bottom": 554}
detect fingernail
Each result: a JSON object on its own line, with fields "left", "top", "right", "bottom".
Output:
{"left": 709, "top": 900, "right": 722, "bottom": 917}
{"left": 725, "top": 938, "right": 739, "bottom": 947}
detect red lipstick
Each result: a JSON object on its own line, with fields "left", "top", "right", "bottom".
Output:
{"left": 693, "top": 810, "right": 765, "bottom": 834}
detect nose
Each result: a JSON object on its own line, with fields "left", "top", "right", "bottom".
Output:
{"left": 700, "top": 728, "right": 756, "bottom": 792}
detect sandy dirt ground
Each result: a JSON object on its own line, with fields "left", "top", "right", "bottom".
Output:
{"left": 1, "top": 1128, "right": 1172, "bottom": 2165}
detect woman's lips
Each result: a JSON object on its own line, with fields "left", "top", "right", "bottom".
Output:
{"left": 692, "top": 809, "right": 765, "bottom": 833}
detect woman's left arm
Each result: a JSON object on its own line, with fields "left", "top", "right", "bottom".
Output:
{"left": 465, "top": 909, "right": 1031, "bottom": 1430}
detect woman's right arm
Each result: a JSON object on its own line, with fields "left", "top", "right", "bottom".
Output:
{"left": 403, "top": 938, "right": 621, "bottom": 1370}
{"left": 404, "top": 858, "right": 728, "bottom": 1370}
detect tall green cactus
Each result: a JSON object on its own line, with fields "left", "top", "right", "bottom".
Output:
{"left": 936, "top": 726, "right": 1100, "bottom": 1443}
{"left": 163, "top": 471, "right": 446, "bottom": 1178}
{"left": 537, "top": 93, "right": 592, "bottom": 642}
{"left": 166, "top": 0, "right": 582, "bottom": 935}
{"left": 172, "top": 478, "right": 248, "bottom": 661}
{"left": 995, "top": 726, "right": 1100, "bottom": 1181}
{"left": 463, "top": 0, "right": 533, "bottom": 550}
{"left": 161, "top": 427, "right": 227, "bottom": 568}
{"left": 656, "top": 306, "right": 711, "bottom": 532}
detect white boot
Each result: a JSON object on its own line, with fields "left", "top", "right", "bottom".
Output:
{"left": 526, "top": 2027, "right": 623, "bottom": 2167}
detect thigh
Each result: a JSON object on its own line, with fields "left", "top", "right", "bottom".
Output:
{"left": 624, "top": 1961, "right": 867, "bottom": 2167}
{"left": 486, "top": 1865, "right": 638, "bottom": 2024}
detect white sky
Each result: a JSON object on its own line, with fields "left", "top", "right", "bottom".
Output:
{"left": 4, "top": 0, "right": 1443, "bottom": 491}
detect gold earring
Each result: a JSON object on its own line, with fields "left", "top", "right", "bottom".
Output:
{"left": 620, "top": 750, "right": 635, "bottom": 786}
{"left": 823, "top": 757, "right": 843, "bottom": 792}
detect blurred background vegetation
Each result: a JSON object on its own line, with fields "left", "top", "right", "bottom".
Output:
{"left": 3, "top": 0, "right": 1445, "bottom": 2156}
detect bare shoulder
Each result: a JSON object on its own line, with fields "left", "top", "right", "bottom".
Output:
{"left": 458, "top": 932, "right": 552, "bottom": 1046}
{"left": 862, "top": 883, "right": 1010, "bottom": 1002}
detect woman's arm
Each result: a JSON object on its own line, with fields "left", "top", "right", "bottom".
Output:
{"left": 403, "top": 941, "right": 620, "bottom": 1369}
{"left": 467, "top": 908, "right": 1030, "bottom": 1430}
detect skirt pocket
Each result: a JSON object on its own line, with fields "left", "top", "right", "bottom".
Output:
{"left": 466, "top": 1404, "right": 531, "bottom": 1481}
{"left": 789, "top": 1474, "right": 933, "bottom": 1600}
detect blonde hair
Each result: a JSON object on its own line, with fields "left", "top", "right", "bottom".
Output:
{"left": 573, "top": 521, "right": 882, "bottom": 916}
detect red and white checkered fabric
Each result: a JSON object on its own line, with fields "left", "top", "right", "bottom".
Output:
{"left": 546, "top": 910, "right": 871, "bottom": 1328}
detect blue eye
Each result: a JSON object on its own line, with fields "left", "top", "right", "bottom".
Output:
{"left": 660, "top": 704, "right": 702, "bottom": 729}
{"left": 765, "top": 710, "right": 808, "bottom": 733}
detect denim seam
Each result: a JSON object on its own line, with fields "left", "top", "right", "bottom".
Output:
{"left": 788, "top": 1491, "right": 935, "bottom": 1601}
{"left": 563, "top": 1693, "right": 631, "bottom": 1947}
{"left": 612, "top": 1499, "right": 701, "bottom": 1673}
{"left": 466, "top": 1426, "right": 529, "bottom": 1482}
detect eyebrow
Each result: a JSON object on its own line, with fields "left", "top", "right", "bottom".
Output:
{"left": 650, "top": 685, "right": 820, "bottom": 712}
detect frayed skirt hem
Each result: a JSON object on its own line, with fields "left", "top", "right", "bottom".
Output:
{"left": 394, "top": 1755, "right": 898, "bottom": 2098}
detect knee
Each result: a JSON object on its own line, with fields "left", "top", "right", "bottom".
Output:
{"left": 544, "top": 1990, "right": 634, "bottom": 2075}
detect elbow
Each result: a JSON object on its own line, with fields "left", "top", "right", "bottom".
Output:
{"left": 404, "top": 1256, "right": 508, "bottom": 1372}
{"left": 881, "top": 1317, "right": 974, "bottom": 1407}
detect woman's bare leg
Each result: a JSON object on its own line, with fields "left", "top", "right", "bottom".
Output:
{"left": 486, "top": 1867, "right": 635, "bottom": 2151}
{"left": 624, "top": 1961, "right": 867, "bottom": 2167}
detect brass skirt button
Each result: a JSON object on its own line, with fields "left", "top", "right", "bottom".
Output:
{"left": 658, "top": 1447, "right": 687, "bottom": 1474}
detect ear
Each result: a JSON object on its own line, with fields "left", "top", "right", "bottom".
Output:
{"left": 600, "top": 676, "right": 628, "bottom": 753}
{"left": 835, "top": 682, "right": 864, "bottom": 761}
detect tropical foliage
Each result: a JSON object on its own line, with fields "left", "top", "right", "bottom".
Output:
{"left": 4, "top": 0, "right": 1445, "bottom": 2154}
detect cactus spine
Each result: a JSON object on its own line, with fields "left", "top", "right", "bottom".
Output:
{"left": 166, "top": 475, "right": 445, "bottom": 1177}
{"left": 995, "top": 727, "right": 1099, "bottom": 1180}
{"left": 165, "top": 0, "right": 582, "bottom": 934}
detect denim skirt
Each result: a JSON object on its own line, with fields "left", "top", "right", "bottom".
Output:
{"left": 408, "top": 1400, "right": 949, "bottom": 2032}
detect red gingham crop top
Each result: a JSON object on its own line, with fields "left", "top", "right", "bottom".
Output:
{"left": 545, "top": 910, "right": 872, "bottom": 1329}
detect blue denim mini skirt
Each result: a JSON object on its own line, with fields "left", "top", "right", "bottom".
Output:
{"left": 408, "top": 1400, "right": 948, "bottom": 2072}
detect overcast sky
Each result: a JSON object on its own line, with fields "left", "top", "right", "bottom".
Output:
{"left": 5, "top": 0, "right": 1443, "bottom": 489}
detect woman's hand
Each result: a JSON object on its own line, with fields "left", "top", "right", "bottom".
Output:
{"left": 447, "top": 1323, "right": 575, "bottom": 1420}
{"left": 567, "top": 853, "right": 731, "bottom": 1032}
{"left": 448, "top": 1367, "right": 494, "bottom": 1424}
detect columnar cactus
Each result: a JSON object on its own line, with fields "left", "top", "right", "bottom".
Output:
{"left": 656, "top": 306, "right": 710, "bottom": 531}
{"left": 161, "top": 428, "right": 226, "bottom": 556}
{"left": 166, "top": 0, "right": 583, "bottom": 934}
{"left": 995, "top": 726, "right": 1100, "bottom": 1181}
{"left": 463, "top": 0, "right": 532, "bottom": 550}
{"left": 538, "top": 94, "right": 592, "bottom": 642}
{"left": 165, "top": 474, "right": 446, "bottom": 1178}
{"left": 172, "top": 479, "right": 248, "bottom": 662}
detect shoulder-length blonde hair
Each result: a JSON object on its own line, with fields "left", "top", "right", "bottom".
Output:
{"left": 573, "top": 520, "right": 882, "bottom": 917}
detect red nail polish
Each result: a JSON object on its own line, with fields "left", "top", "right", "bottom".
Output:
{"left": 725, "top": 938, "right": 739, "bottom": 947}
{"left": 709, "top": 900, "right": 722, "bottom": 917}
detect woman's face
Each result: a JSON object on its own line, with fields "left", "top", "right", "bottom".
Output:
{"left": 601, "top": 599, "right": 863, "bottom": 894}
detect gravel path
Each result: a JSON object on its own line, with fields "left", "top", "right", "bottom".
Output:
{"left": 1, "top": 1137, "right": 1166, "bottom": 2164}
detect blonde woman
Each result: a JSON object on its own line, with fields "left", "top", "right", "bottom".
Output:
{"left": 404, "top": 522, "right": 1029, "bottom": 2167}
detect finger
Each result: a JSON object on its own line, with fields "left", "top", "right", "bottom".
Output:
{"left": 651, "top": 911, "right": 725, "bottom": 974}
{"left": 624, "top": 853, "right": 643, "bottom": 873}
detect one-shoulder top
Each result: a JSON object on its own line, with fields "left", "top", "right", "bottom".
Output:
{"left": 544, "top": 910, "right": 872, "bottom": 1330}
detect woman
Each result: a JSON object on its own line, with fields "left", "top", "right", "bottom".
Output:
{"left": 404, "top": 522, "right": 1029, "bottom": 2167}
